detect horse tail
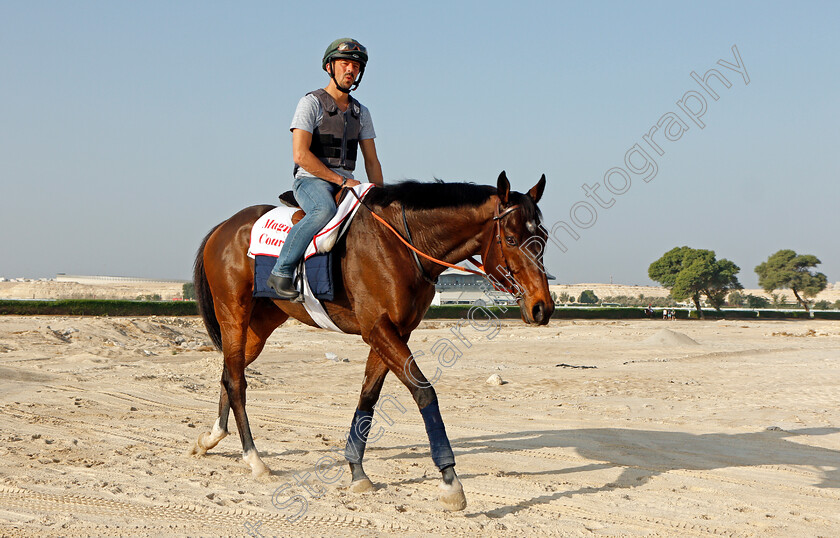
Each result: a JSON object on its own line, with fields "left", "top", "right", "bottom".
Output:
{"left": 194, "top": 223, "right": 224, "bottom": 351}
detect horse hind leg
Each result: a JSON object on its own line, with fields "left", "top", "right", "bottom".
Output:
{"left": 190, "top": 300, "right": 287, "bottom": 477}
{"left": 232, "top": 301, "right": 288, "bottom": 477}
{"left": 213, "top": 350, "right": 268, "bottom": 479}
{"left": 189, "top": 386, "right": 230, "bottom": 456}
{"left": 189, "top": 342, "right": 253, "bottom": 457}
{"left": 193, "top": 353, "right": 260, "bottom": 456}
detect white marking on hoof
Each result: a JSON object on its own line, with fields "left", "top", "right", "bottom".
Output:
{"left": 243, "top": 450, "right": 271, "bottom": 479}
{"left": 349, "top": 478, "right": 374, "bottom": 493}
{"left": 189, "top": 419, "right": 228, "bottom": 456}
{"left": 439, "top": 476, "right": 467, "bottom": 511}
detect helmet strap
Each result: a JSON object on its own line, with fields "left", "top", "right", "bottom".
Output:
{"left": 328, "top": 60, "right": 363, "bottom": 93}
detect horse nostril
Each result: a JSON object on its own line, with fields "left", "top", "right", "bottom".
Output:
{"left": 532, "top": 303, "right": 545, "bottom": 324}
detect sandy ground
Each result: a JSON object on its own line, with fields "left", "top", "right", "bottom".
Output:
{"left": 1, "top": 315, "right": 839, "bottom": 537}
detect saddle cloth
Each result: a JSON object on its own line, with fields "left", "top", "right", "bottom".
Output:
{"left": 248, "top": 183, "right": 376, "bottom": 259}
{"left": 248, "top": 183, "right": 375, "bottom": 333}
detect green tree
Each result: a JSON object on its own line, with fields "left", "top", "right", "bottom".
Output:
{"left": 755, "top": 250, "right": 827, "bottom": 313}
{"left": 182, "top": 282, "right": 196, "bottom": 300}
{"left": 578, "top": 290, "right": 599, "bottom": 304}
{"left": 727, "top": 291, "right": 745, "bottom": 307}
{"left": 648, "top": 246, "right": 742, "bottom": 318}
{"left": 745, "top": 294, "right": 770, "bottom": 308}
{"left": 814, "top": 300, "right": 831, "bottom": 310}
{"left": 728, "top": 291, "right": 770, "bottom": 308}
{"left": 703, "top": 258, "right": 741, "bottom": 310}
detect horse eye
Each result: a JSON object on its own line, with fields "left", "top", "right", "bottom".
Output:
{"left": 506, "top": 236, "right": 518, "bottom": 246}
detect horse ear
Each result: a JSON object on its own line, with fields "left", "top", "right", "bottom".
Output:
{"left": 528, "top": 174, "right": 546, "bottom": 204}
{"left": 497, "top": 171, "right": 510, "bottom": 204}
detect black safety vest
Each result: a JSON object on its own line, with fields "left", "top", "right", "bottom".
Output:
{"left": 306, "top": 88, "right": 362, "bottom": 172}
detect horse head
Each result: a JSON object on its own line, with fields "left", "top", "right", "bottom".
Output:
{"left": 481, "top": 171, "right": 554, "bottom": 325}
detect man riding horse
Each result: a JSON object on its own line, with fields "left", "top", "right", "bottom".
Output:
{"left": 190, "top": 37, "right": 554, "bottom": 513}
{"left": 267, "top": 38, "right": 384, "bottom": 300}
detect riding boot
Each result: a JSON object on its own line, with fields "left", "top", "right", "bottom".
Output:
{"left": 266, "top": 274, "right": 300, "bottom": 300}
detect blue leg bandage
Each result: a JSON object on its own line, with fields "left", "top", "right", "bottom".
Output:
{"left": 344, "top": 409, "right": 373, "bottom": 464}
{"left": 420, "top": 401, "right": 456, "bottom": 470}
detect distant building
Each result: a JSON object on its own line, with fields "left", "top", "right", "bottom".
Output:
{"left": 436, "top": 268, "right": 486, "bottom": 290}
{"left": 433, "top": 267, "right": 555, "bottom": 305}
{"left": 55, "top": 274, "right": 188, "bottom": 285}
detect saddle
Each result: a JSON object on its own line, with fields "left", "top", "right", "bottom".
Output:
{"left": 279, "top": 189, "right": 349, "bottom": 224}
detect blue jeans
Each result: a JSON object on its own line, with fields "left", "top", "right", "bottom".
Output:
{"left": 271, "top": 177, "right": 338, "bottom": 278}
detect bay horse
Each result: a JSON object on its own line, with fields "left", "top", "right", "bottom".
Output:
{"left": 189, "top": 171, "right": 553, "bottom": 510}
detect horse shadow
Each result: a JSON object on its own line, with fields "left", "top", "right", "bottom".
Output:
{"left": 380, "top": 426, "right": 840, "bottom": 517}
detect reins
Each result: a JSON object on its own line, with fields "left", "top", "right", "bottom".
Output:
{"left": 343, "top": 185, "right": 523, "bottom": 295}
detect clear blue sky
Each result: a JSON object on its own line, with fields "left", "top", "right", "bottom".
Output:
{"left": 2, "top": 1, "right": 838, "bottom": 288}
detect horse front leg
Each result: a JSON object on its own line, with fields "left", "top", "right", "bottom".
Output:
{"left": 363, "top": 317, "right": 467, "bottom": 511}
{"left": 345, "top": 349, "right": 390, "bottom": 492}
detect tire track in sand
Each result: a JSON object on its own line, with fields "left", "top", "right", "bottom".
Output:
{"left": 0, "top": 485, "right": 396, "bottom": 534}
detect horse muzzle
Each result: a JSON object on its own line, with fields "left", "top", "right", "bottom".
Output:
{"left": 519, "top": 298, "right": 553, "bottom": 325}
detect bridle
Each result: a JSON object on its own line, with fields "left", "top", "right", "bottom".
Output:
{"left": 345, "top": 186, "right": 525, "bottom": 297}
{"left": 468, "top": 201, "right": 524, "bottom": 298}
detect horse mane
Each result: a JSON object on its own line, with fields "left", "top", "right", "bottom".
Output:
{"left": 364, "top": 179, "right": 541, "bottom": 222}
{"left": 364, "top": 180, "right": 495, "bottom": 210}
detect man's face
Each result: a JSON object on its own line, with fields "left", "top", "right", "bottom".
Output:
{"left": 330, "top": 59, "right": 361, "bottom": 90}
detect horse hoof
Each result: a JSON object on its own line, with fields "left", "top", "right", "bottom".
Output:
{"left": 350, "top": 478, "right": 374, "bottom": 493}
{"left": 251, "top": 465, "right": 272, "bottom": 481}
{"left": 189, "top": 424, "right": 228, "bottom": 457}
{"left": 244, "top": 451, "right": 271, "bottom": 479}
{"left": 254, "top": 470, "right": 274, "bottom": 483}
{"left": 188, "top": 431, "right": 213, "bottom": 456}
{"left": 439, "top": 479, "right": 467, "bottom": 511}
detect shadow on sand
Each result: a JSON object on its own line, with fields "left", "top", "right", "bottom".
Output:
{"left": 381, "top": 426, "right": 840, "bottom": 517}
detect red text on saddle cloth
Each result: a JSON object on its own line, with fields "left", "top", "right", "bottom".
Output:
{"left": 247, "top": 206, "right": 299, "bottom": 258}
{"left": 259, "top": 219, "right": 292, "bottom": 249}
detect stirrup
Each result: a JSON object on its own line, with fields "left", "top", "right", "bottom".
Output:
{"left": 290, "top": 273, "right": 305, "bottom": 303}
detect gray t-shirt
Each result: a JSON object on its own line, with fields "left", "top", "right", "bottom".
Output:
{"left": 290, "top": 93, "right": 376, "bottom": 180}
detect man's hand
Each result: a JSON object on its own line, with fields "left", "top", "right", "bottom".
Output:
{"left": 341, "top": 178, "right": 362, "bottom": 189}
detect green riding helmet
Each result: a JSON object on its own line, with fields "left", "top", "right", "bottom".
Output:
{"left": 322, "top": 38, "right": 368, "bottom": 92}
